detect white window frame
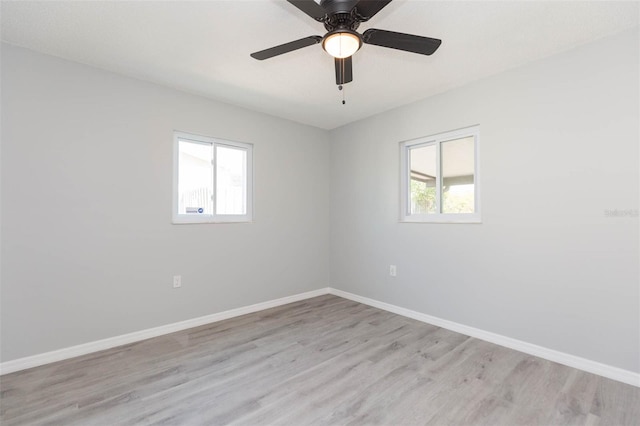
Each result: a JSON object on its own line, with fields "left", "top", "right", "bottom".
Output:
{"left": 172, "top": 131, "right": 253, "bottom": 224}
{"left": 400, "top": 125, "right": 481, "bottom": 223}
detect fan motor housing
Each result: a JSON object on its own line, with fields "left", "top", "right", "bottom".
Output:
{"left": 324, "top": 11, "right": 360, "bottom": 32}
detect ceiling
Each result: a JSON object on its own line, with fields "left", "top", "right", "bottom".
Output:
{"left": 1, "top": 1, "right": 638, "bottom": 130}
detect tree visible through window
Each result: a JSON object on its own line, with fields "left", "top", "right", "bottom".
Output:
{"left": 410, "top": 178, "right": 436, "bottom": 214}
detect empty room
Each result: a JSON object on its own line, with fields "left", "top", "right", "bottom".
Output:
{"left": 1, "top": 0, "right": 639, "bottom": 425}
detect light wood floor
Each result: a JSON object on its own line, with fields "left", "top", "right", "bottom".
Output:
{"left": 1, "top": 295, "right": 638, "bottom": 425}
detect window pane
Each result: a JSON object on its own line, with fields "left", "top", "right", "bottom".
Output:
{"left": 216, "top": 145, "right": 247, "bottom": 215}
{"left": 441, "top": 136, "right": 475, "bottom": 214}
{"left": 409, "top": 144, "right": 437, "bottom": 214}
{"left": 178, "top": 140, "right": 214, "bottom": 215}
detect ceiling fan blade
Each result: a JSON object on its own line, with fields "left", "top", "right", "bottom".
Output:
{"left": 251, "top": 36, "right": 323, "bottom": 60}
{"left": 363, "top": 29, "right": 442, "bottom": 55}
{"left": 287, "top": 0, "right": 326, "bottom": 20}
{"left": 354, "top": 0, "right": 392, "bottom": 21}
{"left": 335, "top": 56, "right": 353, "bottom": 85}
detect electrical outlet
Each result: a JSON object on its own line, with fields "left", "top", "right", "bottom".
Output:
{"left": 173, "top": 275, "right": 181, "bottom": 288}
{"left": 389, "top": 265, "right": 397, "bottom": 277}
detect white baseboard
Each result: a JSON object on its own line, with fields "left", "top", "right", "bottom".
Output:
{"left": 2, "top": 286, "right": 638, "bottom": 388}
{"left": 0, "top": 288, "right": 331, "bottom": 375}
{"left": 328, "top": 288, "right": 640, "bottom": 388}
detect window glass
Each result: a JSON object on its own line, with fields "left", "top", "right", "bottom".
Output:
{"left": 178, "top": 140, "right": 213, "bottom": 215}
{"left": 216, "top": 145, "right": 247, "bottom": 215}
{"left": 441, "top": 136, "right": 475, "bottom": 214}
{"left": 409, "top": 144, "right": 437, "bottom": 214}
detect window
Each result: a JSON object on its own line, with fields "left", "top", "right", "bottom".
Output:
{"left": 173, "top": 131, "right": 253, "bottom": 223}
{"left": 400, "top": 126, "right": 480, "bottom": 223}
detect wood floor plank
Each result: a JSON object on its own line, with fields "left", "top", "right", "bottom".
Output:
{"left": 1, "top": 295, "right": 637, "bottom": 425}
{"left": 590, "top": 376, "right": 640, "bottom": 426}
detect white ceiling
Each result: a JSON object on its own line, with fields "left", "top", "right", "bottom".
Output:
{"left": 2, "top": 1, "right": 638, "bottom": 129}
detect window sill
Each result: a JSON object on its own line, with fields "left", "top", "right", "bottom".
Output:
{"left": 172, "top": 215, "right": 252, "bottom": 224}
{"left": 400, "top": 214, "right": 482, "bottom": 224}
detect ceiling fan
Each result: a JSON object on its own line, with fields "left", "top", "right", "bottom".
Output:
{"left": 250, "top": 0, "right": 442, "bottom": 86}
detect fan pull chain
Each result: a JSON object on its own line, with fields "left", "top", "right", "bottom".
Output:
{"left": 339, "top": 85, "right": 346, "bottom": 105}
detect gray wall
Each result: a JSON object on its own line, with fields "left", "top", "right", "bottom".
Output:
{"left": 329, "top": 28, "right": 639, "bottom": 373}
{"left": 1, "top": 44, "right": 331, "bottom": 362}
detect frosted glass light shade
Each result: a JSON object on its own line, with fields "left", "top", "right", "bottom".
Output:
{"left": 323, "top": 32, "right": 362, "bottom": 58}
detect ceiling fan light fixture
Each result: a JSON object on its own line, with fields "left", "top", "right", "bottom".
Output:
{"left": 322, "top": 30, "right": 362, "bottom": 58}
